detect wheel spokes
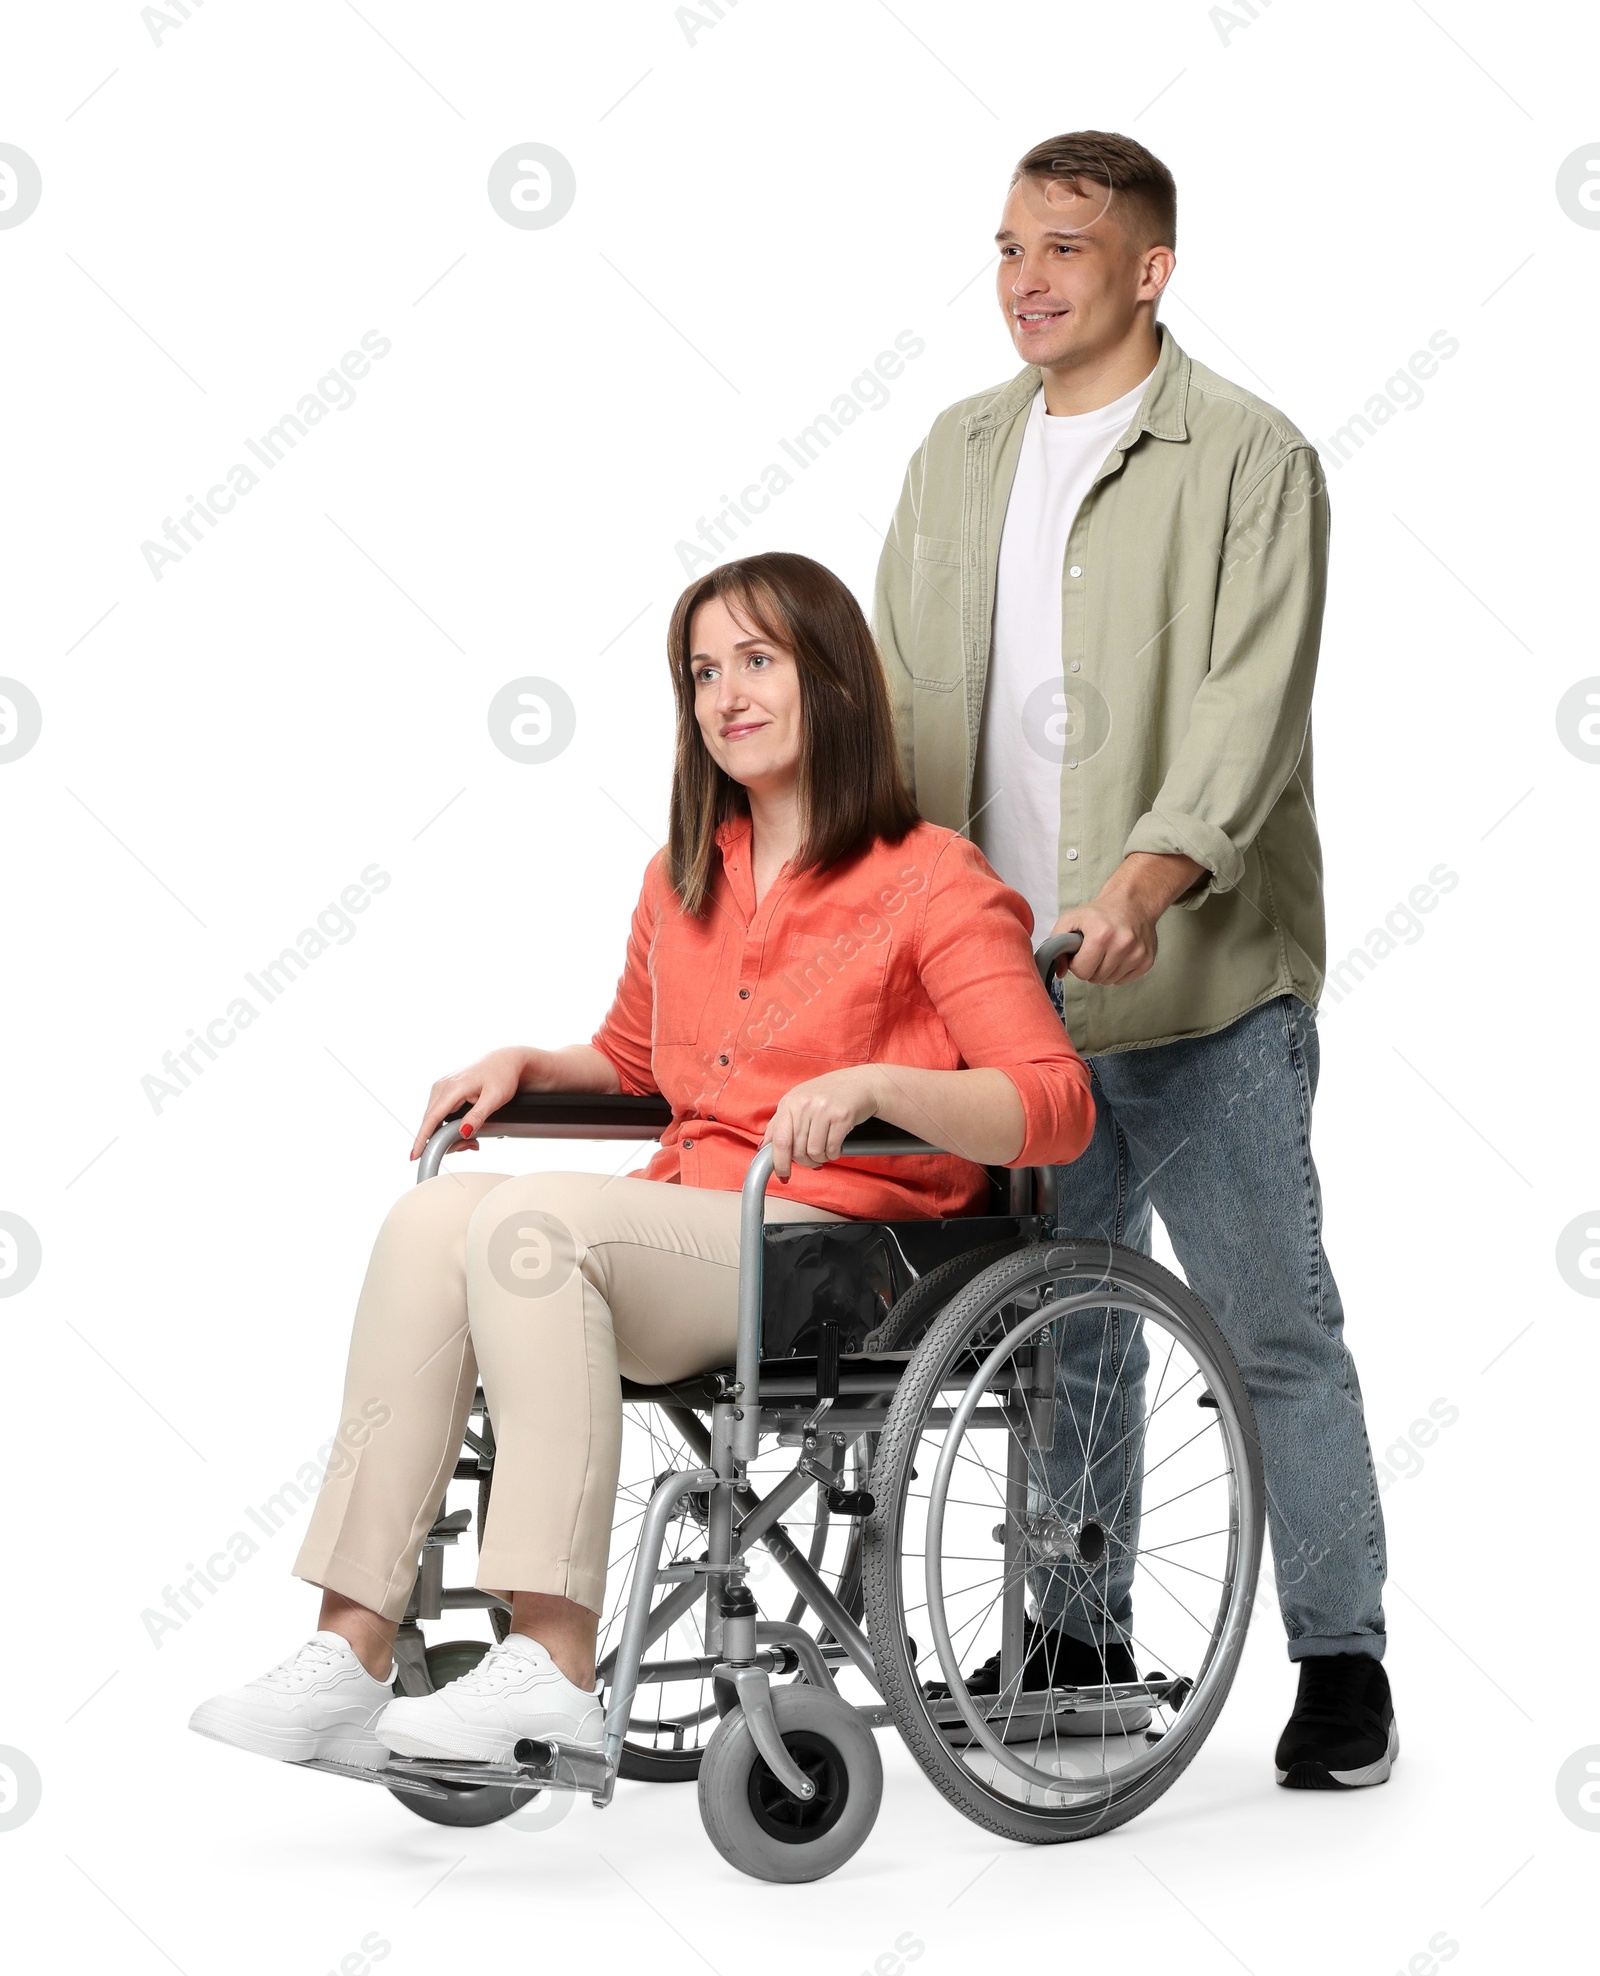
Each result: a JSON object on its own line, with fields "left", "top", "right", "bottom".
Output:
{"left": 881, "top": 1259, "right": 1258, "bottom": 1812}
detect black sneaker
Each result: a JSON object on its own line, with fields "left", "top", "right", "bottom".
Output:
{"left": 924, "top": 1617, "right": 1137, "bottom": 1700}
{"left": 1275, "top": 1654, "right": 1398, "bottom": 1789}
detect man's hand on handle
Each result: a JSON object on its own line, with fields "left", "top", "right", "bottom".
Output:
{"left": 1050, "top": 851, "right": 1208, "bottom": 986}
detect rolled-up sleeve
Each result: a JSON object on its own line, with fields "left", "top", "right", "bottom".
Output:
{"left": 916, "top": 835, "right": 1095, "bottom": 1167}
{"left": 1122, "top": 444, "right": 1328, "bottom": 906}
{"left": 589, "top": 855, "right": 663, "bottom": 1097}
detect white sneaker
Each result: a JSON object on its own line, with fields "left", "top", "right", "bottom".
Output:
{"left": 189, "top": 1631, "right": 395, "bottom": 1768}
{"left": 376, "top": 1634, "right": 604, "bottom": 1763}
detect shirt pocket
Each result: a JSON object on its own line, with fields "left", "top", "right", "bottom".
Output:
{"left": 761, "top": 924, "right": 891, "bottom": 1061}
{"left": 907, "top": 533, "right": 965, "bottom": 686}
{"left": 649, "top": 935, "right": 718, "bottom": 1045}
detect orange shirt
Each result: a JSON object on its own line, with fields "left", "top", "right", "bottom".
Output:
{"left": 591, "top": 816, "right": 1095, "bottom": 1220}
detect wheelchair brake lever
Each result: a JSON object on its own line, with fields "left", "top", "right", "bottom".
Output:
{"left": 796, "top": 1395, "right": 835, "bottom": 1437}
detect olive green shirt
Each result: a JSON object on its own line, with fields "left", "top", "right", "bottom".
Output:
{"left": 873, "top": 323, "right": 1330, "bottom": 1056}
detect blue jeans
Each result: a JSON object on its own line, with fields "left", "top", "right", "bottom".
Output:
{"left": 1039, "top": 983, "right": 1387, "bottom": 1663}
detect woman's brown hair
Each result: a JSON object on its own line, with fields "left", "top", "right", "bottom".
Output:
{"left": 666, "top": 552, "right": 919, "bottom": 915}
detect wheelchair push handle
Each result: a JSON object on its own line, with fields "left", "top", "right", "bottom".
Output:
{"left": 1033, "top": 930, "right": 1083, "bottom": 986}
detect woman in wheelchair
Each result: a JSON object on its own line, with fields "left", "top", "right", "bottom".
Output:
{"left": 191, "top": 550, "right": 1094, "bottom": 1773}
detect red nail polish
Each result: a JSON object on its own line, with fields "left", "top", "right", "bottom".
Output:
{"left": 460, "top": 1122, "right": 475, "bottom": 1137}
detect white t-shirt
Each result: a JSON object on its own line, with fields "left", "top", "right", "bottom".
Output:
{"left": 971, "top": 372, "right": 1153, "bottom": 940}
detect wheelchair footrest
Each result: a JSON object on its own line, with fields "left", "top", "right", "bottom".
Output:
{"left": 296, "top": 1746, "right": 615, "bottom": 1800}
{"left": 923, "top": 1678, "right": 1188, "bottom": 1743}
{"left": 294, "top": 1757, "right": 451, "bottom": 1800}
{"left": 369, "top": 1742, "right": 613, "bottom": 1797}
{"left": 927, "top": 1693, "right": 1154, "bottom": 1742}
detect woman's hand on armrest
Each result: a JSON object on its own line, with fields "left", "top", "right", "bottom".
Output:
{"left": 761, "top": 1064, "right": 1025, "bottom": 1179}
{"left": 408, "top": 1044, "right": 622, "bottom": 1161}
{"left": 762, "top": 1067, "right": 882, "bottom": 1180}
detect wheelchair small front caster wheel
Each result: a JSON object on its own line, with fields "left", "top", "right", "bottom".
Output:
{"left": 696, "top": 1687, "right": 882, "bottom": 1882}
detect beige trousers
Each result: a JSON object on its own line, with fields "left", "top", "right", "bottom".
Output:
{"left": 293, "top": 1169, "right": 842, "bottom": 1619}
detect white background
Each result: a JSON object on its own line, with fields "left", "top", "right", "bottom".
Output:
{"left": 2, "top": 0, "right": 1596, "bottom": 1969}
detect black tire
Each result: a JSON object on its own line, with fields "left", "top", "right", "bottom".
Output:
{"left": 617, "top": 1737, "right": 702, "bottom": 1784}
{"left": 387, "top": 1641, "right": 540, "bottom": 1827}
{"left": 865, "top": 1239, "right": 1027, "bottom": 1353}
{"left": 862, "top": 1238, "right": 1264, "bottom": 1846}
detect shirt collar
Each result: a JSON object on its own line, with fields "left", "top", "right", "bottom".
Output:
{"left": 714, "top": 813, "right": 753, "bottom": 858}
{"left": 966, "top": 321, "right": 1191, "bottom": 445}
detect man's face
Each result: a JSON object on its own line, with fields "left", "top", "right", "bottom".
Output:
{"left": 995, "top": 174, "right": 1166, "bottom": 371}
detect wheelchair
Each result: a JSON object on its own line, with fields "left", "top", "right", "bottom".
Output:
{"left": 303, "top": 934, "right": 1266, "bottom": 1881}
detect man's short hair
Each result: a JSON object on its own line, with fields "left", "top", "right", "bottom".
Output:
{"left": 1012, "top": 131, "right": 1177, "bottom": 252}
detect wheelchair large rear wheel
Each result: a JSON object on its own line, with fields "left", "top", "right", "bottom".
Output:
{"left": 863, "top": 1239, "right": 1264, "bottom": 1843}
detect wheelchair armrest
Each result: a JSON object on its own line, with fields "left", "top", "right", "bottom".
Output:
{"left": 417, "top": 1091, "right": 673, "bottom": 1182}
{"left": 450, "top": 1092, "right": 675, "bottom": 1139}
{"left": 434, "top": 1099, "right": 929, "bottom": 1158}
{"left": 836, "top": 1117, "right": 940, "bottom": 1157}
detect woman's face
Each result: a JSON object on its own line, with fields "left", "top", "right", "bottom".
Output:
{"left": 689, "top": 593, "right": 804, "bottom": 797}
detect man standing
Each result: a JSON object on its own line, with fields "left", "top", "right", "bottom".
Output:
{"left": 873, "top": 131, "right": 1395, "bottom": 1789}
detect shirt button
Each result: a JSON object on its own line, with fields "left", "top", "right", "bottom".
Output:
{"left": 738, "top": 988, "right": 750, "bottom": 1000}
{"left": 1066, "top": 848, "right": 1079, "bottom": 861}
{"left": 1066, "top": 760, "right": 1078, "bottom": 770}
{"left": 1068, "top": 565, "right": 1083, "bottom": 578}
{"left": 717, "top": 1054, "right": 729, "bottom": 1065}
{"left": 1068, "top": 661, "right": 1081, "bottom": 673}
